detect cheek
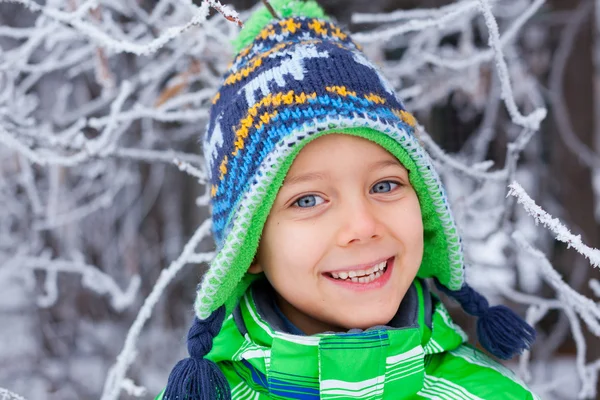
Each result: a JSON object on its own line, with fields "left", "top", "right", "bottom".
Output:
{"left": 393, "top": 197, "right": 424, "bottom": 246}
{"left": 260, "top": 218, "right": 327, "bottom": 278}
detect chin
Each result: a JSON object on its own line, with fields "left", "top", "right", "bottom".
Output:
{"left": 337, "top": 307, "right": 399, "bottom": 331}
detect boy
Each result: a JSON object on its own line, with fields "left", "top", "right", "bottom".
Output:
{"left": 160, "top": 0, "right": 537, "bottom": 398}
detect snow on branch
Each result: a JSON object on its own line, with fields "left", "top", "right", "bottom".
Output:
{"left": 591, "top": 279, "right": 600, "bottom": 298}
{"left": 0, "top": 388, "right": 27, "bottom": 400}
{"left": 352, "top": 0, "right": 482, "bottom": 43}
{"left": 1, "top": 255, "right": 141, "bottom": 311}
{"left": 3, "top": 0, "right": 213, "bottom": 55}
{"left": 101, "top": 219, "right": 214, "bottom": 400}
{"left": 476, "top": 0, "right": 547, "bottom": 130}
{"left": 512, "top": 232, "right": 600, "bottom": 335}
{"left": 508, "top": 181, "right": 600, "bottom": 269}
{"left": 352, "top": 0, "right": 487, "bottom": 24}
{"left": 0, "top": 0, "right": 241, "bottom": 393}
{"left": 510, "top": 231, "right": 600, "bottom": 399}
{"left": 121, "top": 378, "right": 146, "bottom": 398}
{"left": 422, "top": 0, "right": 542, "bottom": 70}
{"left": 206, "top": 0, "right": 244, "bottom": 26}
{"left": 175, "top": 158, "right": 208, "bottom": 183}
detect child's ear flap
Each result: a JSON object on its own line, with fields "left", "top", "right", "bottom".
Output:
{"left": 247, "top": 254, "right": 263, "bottom": 274}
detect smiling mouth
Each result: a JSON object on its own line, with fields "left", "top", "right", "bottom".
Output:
{"left": 325, "top": 258, "right": 392, "bottom": 284}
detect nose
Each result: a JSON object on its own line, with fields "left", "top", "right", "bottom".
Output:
{"left": 336, "top": 197, "right": 381, "bottom": 246}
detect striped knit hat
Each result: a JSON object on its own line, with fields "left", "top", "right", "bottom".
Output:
{"left": 163, "top": 1, "right": 535, "bottom": 398}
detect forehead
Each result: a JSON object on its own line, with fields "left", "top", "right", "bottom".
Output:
{"left": 296, "top": 134, "right": 398, "bottom": 162}
{"left": 284, "top": 134, "right": 405, "bottom": 182}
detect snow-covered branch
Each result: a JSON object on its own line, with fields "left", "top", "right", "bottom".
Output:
{"left": 101, "top": 219, "right": 214, "bottom": 400}
{"left": 508, "top": 181, "right": 600, "bottom": 269}
{"left": 0, "top": 252, "right": 141, "bottom": 311}
{"left": 0, "top": 388, "right": 27, "bottom": 400}
{"left": 476, "top": 0, "right": 547, "bottom": 130}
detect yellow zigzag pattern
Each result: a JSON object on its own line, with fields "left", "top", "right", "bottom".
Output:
{"left": 211, "top": 88, "right": 416, "bottom": 196}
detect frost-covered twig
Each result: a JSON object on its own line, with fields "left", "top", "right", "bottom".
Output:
{"left": 121, "top": 378, "right": 146, "bottom": 398}
{"left": 419, "top": 126, "right": 508, "bottom": 181}
{"left": 591, "top": 279, "right": 600, "bottom": 298}
{"left": 352, "top": 0, "right": 485, "bottom": 24}
{"left": 477, "top": 0, "right": 547, "bottom": 131}
{"left": 0, "top": 125, "right": 45, "bottom": 165}
{"left": 501, "top": 233, "right": 600, "bottom": 398}
{"left": 422, "top": 0, "right": 543, "bottom": 70}
{"left": 101, "top": 219, "right": 214, "bottom": 400}
{"left": 512, "top": 231, "right": 600, "bottom": 335}
{"left": 206, "top": 0, "right": 244, "bottom": 27}
{"left": 33, "top": 185, "right": 120, "bottom": 230}
{"left": 508, "top": 182, "right": 600, "bottom": 269}
{"left": 85, "top": 80, "right": 134, "bottom": 156}
{"left": 0, "top": 388, "right": 27, "bottom": 400}
{"left": 1, "top": 255, "right": 141, "bottom": 311}
{"left": 2, "top": 0, "right": 213, "bottom": 55}
{"left": 352, "top": 0, "right": 481, "bottom": 43}
{"left": 114, "top": 148, "right": 204, "bottom": 166}
{"left": 175, "top": 158, "right": 207, "bottom": 183}
{"left": 468, "top": 72, "right": 501, "bottom": 162}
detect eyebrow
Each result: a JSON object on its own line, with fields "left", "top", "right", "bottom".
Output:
{"left": 283, "top": 172, "right": 328, "bottom": 186}
{"left": 283, "top": 158, "right": 404, "bottom": 186}
{"left": 370, "top": 159, "right": 404, "bottom": 170}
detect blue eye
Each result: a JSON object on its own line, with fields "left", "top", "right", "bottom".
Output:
{"left": 294, "top": 195, "right": 324, "bottom": 208}
{"left": 371, "top": 181, "right": 399, "bottom": 194}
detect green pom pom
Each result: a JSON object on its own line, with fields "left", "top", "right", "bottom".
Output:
{"left": 232, "top": 0, "right": 329, "bottom": 54}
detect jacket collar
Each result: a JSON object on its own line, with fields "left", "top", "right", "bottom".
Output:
{"left": 208, "top": 278, "right": 468, "bottom": 399}
{"left": 255, "top": 278, "right": 429, "bottom": 337}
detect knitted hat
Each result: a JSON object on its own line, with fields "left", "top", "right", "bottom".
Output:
{"left": 163, "top": 1, "right": 535, "bottom": 398}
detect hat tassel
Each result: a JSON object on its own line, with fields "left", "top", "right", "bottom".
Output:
{"left": 163, "top": 306, "right": 231, "bottom": 400}
{"left": 435, "top": 280, "right": 536, "bottom": 360}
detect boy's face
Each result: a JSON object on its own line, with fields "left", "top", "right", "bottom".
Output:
{"left": 249, "top": 134, "right": 423, "bottom": 335}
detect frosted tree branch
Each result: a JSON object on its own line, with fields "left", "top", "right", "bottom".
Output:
{"left": 422, "top": 0, "right": 543, "bottom": 70}
{"left": 352, "top": 0, "right": 487, "bottom": 24}
{"left": 100, "top": 219, "right": 214, "bottom": 400}
{"left": 508, "top": 182, "right": 600, "bottom": 269}
{"left": 500, "top": 231, "right": 600, "bottom": 398}
{"left": 419, "top": 127, "right": 507, "bottom": 181}
{"left": 591, "top": 279, "right": 600, "bottom": 298}
{"left": 352, "top": 0, "right": 482, "bottom": 43}
{"left": 1, "top": 255, "right": 141, "bottom": 312}
{"left": 0, "top": 388, "right": 27, "bottom": 400}
{"left": 476, "top": 0, "right": 546, "bottom": 130}
{"left": 206, "top": 0, "right": 244, "bottom": 26}
{"left": 121, "top": 378, "right": 147, "bottom": 398}
{"left": 175, "top": 158, "right": 208, "bottom": 183}
{"left": 1, "top": 0, "right": 213, "bottom": 55}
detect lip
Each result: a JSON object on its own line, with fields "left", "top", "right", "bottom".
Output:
{"left": 323, "top": 256, "right": 394, "bottom": 291}
{"left": 324, "top": 256, "right": 392, "bottom": 274}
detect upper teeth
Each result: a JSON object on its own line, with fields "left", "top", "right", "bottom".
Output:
{"left": 331, "top": 260, "right": 387, "bottom": 281}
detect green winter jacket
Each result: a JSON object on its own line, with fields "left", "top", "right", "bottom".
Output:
{"left": 157, "top": 278, "right": 538, "bottom": 400}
